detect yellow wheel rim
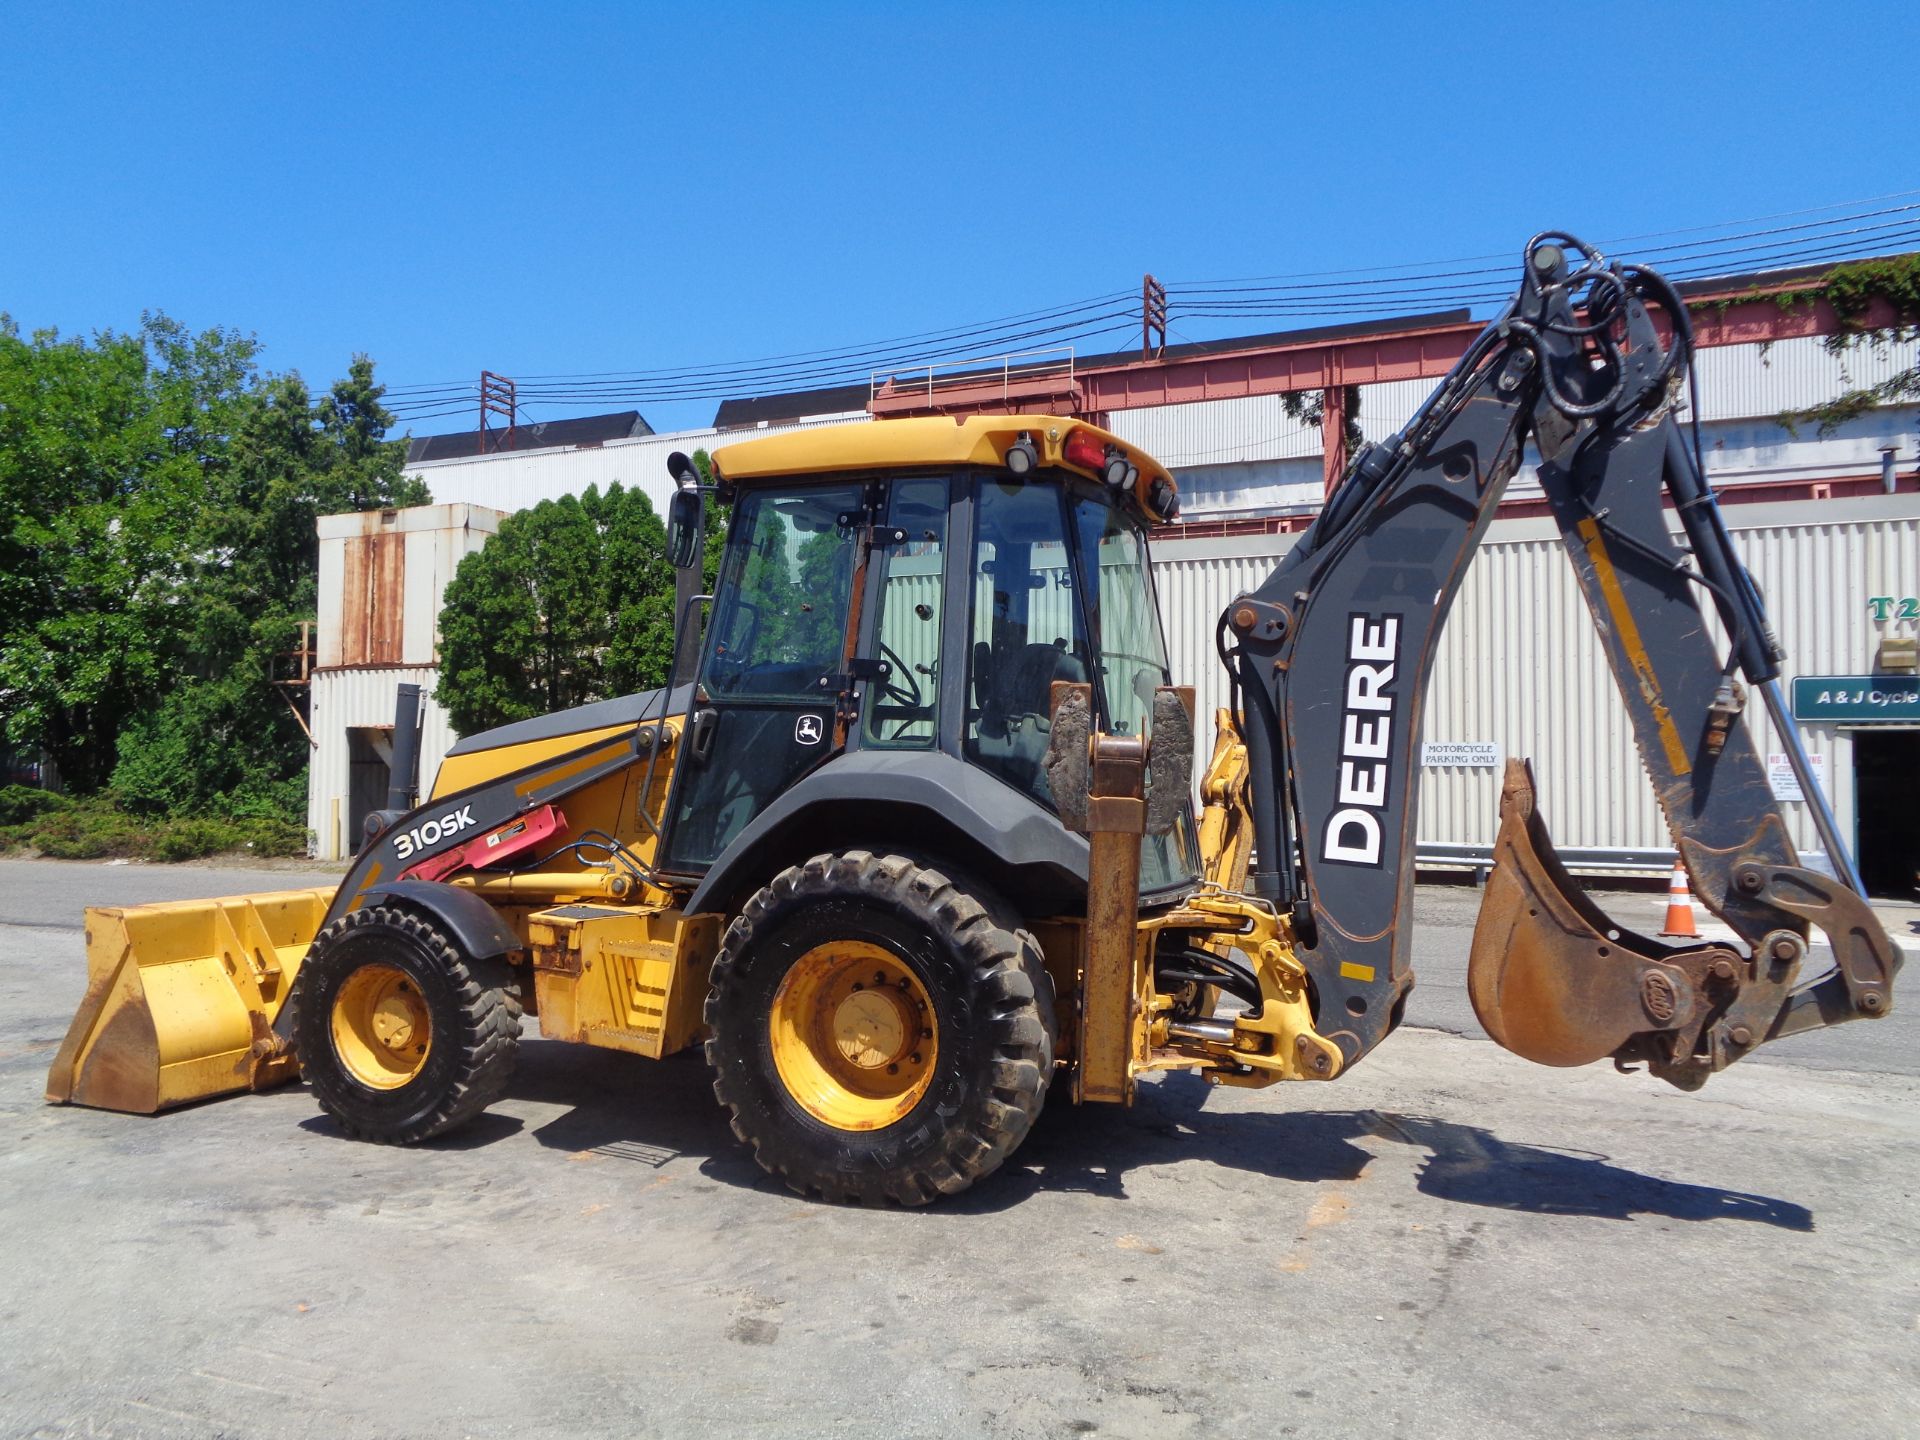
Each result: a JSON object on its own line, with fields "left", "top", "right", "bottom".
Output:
{"left": 769, "top": 940, "right": 938, "bottom": 1132}
{"left": 330, "top": 963, "right": 432, "bottom": 1090}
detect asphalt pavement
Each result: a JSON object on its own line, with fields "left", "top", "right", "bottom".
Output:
{"left": 2, "top": 858, "right": 1916, "bottom": 1439}
{"left": 1401, "top": 879, "right": 1920, "bottom": 1076}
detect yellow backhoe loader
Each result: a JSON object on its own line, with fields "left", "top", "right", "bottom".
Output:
{"left": 47, "top": 235, "right": 1901, "bottom": 1204}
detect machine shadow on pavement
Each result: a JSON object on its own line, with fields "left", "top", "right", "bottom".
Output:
{"left": 296, "top": 1036, "right": 1812, "bottom": 1229}
{"left": 956, "top": 1071, "right": 1814, "bottom": 1230}
{"left": 299, "top": 1036, "right": 778, "bottom": 1190}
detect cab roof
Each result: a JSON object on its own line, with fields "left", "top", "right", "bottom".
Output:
{"left": 709, "top": 414, "right": 1176, "bottom": 522}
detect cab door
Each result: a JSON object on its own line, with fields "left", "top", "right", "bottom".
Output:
{"left": 658, "top": 481, "right": 866, "bottom": 873}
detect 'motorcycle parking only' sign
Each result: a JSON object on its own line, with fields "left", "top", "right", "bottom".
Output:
{"left": 1420, "top": 741, "right": 1501, "bottom": 767}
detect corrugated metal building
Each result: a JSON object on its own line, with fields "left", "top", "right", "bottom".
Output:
{"left": 307, "top": 505, "right": 502, "bottom": 859}
{"left": 405, "top": 412, "right": 866, "bottom": 518}
{"left": 1151, "top": 492, "right": 1919, "bottom": 885}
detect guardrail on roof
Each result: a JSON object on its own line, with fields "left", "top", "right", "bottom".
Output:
{"left": 869, "top": 346, "right": 1078, "bottom": 417}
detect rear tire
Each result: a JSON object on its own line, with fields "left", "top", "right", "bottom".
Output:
{"left": 705, "top": 851, "right": 1055, "bottom": 1205}
{"left": 292, "top": 906, "right": 521, "bottom": 1144}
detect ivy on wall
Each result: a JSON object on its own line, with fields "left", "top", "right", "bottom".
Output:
{"left": 1767, "top": 253, "right": 1920, "bottom": 436}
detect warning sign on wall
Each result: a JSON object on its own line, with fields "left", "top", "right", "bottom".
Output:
{"left": 1766, "top": 751, "right": 1826, "bottom": 803}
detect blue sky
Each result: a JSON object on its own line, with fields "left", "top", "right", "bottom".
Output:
{"left": 4, "top": 2, "right": 1915, "bottom": 435}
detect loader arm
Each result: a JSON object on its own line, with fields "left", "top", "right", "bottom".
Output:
{"left": 1222, "top": 234, "right": 1900, "bottom": 1085}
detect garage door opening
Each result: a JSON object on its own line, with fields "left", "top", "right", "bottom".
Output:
{"left": 1853, "top": 729, "right": 1920, "bottom": 900}
{"left": 347, "top": 727, "right": 393, "bottom": 855}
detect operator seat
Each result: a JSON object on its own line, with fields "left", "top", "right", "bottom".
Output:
{"left": 969, "top": 639, "right": 1087, "bottom": 801}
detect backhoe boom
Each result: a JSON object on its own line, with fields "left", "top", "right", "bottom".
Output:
{"left": 1220, "top": 235, "right": 1900, "bottom": 1084}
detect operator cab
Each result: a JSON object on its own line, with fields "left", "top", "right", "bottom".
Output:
{"left": 658, "top": 415, "right": 1198, "bottom": 898}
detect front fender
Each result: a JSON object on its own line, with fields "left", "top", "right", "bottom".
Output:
{"left": 355, "top": 879, "right": 525, "bottom": 960}
{"left": 274, "top": 880, "right": 523, "bottom": 1043}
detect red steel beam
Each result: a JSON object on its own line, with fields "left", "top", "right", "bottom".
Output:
{"left": 1081, "top": 315, "right": 1475, "bottom": 413}
{"left": 1153, "top": 469, "right": 1917, "bottom": 541}
{"left": 1075, "top": 289, "right": 1900, "bottom": 417}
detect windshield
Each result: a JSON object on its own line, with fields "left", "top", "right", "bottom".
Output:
{"left": 1067, "top": 490, "right": 1199, "bottom": 894}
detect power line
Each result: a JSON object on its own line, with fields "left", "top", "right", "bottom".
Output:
{"left": 381, "top": 194, "right": 1920, "bottom": 423}
{"left": 1169, "top": 210, "right": 1920, "bottom": 303}
{"left": 1166, "top": 189, "right": 1920, "bottom": 286}
{"left": 382, "top": 286, "right": 1136, "bottom": 395}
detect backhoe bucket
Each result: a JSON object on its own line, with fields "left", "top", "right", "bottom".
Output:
{"left": 1467, "top": 761, "right": 1753, "bottom": 1088}
{"left": 45, "top": 888, "right": 333, "bottom": 1114}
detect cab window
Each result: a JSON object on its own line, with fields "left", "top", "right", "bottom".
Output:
{"left": 704, "top": 484, "right": 863, "bottom": 699}
{"left": 861, "top": 477, "right": 947, "bottom": 748}
{"left": 965, "top": 478, "right": 1090, "bottom": 804}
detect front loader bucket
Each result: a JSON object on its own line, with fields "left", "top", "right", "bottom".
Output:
{"left": 46, "top": 888, "right": 333, "bottom": 1114}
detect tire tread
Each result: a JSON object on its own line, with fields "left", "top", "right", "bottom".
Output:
{"left": 292, "top": 905, "right": 520, "bottom": 1145}
{"left": 704, "top": 850, "right": 1055, "bottom": 1206}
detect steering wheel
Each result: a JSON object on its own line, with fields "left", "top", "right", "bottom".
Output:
{"left": 877, "top": 643, "right": 923, "bottom": 709}
{"left": 707, "top": 600, "right": 761, "bottom": 693}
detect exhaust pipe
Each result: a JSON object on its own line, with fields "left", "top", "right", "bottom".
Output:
{"left": 386, "top": 683, "right": 422, "bottom": 812}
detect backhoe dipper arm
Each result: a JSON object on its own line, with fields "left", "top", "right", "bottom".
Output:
{"left": 1223, "top": 236, "right": 1900, "bottom": 1081}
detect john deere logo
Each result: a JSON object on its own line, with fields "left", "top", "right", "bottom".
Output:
{"left": 1640, "top": 970, "right": 1678, "bottom": 1023}
{"left": 794, "top": 714, "right": 824, "bottom": 746}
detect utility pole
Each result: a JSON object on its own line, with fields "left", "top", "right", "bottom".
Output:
{"left": 1141, "top": 274, "right": 1167, "bottom": 360}
{"left": 479, "top": 371, "right": 517, "bottom": 454}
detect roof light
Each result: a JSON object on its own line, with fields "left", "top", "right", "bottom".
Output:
{"left": 1063, "top": 429, "right": 1107, "bottom": 472}
{"left": 1149, "top": 477, "right": 1179, "bottom": 521}
{"left": 1005, "top": 432, "right": 1038, "bottom": 476}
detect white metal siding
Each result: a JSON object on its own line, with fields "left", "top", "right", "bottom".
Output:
{"left": 1688, "top": 335, "right": 1920, "bottom": 423}
{"left": 1105, "top": 394, "right": 1321, "bottom": 466}
{"left": 1415, "top": 502, "right": 1920, "bottom": 856}
{"left": 1354, "top": 377, "right": 1435, "bottom": 437}
{"left": 407, "top": 417, "right": 872, "bottom": 516}
{"left": 1151, "top": 537, "right": 1294, "bottom": 758}
{"left": 306, "top": 666, "right": 455, "bottom": 860}
{"left": 308, "top": 505, "right": 503, "bottom": 858}
{"left": 1150, "top": 494, "right": 1920, "bottom": 864}
{"left": 315, "top": 504, "right": 501, "bottom": 670}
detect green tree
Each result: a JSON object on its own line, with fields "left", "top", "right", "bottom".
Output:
{"left": 692, "top": 448, "right": 729, "bottom": 593}
{"left": 0, "top": 315, "right": 255, "bottom": 792}
{"left": 435, "top": 482, "right": 677, "bottom": 736}
{"left": 1283, "top": 384, "right": 1365, "bottom": 473}
{"left": 110, "top": 360, "right": 425, "bottom": 816}
{"left": 0, "top": 312, "right": 419, "bottom": 812}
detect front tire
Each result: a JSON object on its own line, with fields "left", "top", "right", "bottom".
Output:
{"left": 292, "top": 905, "right": 521, "bottom": 1144}
{"left": 705, "top": 851, "right": 1055, "bottom": 1205}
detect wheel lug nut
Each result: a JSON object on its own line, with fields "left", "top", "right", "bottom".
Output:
{"left": 851, "top": 982, "right": 862, "bottom": 991}
{"left": 887, "top": 1063, "right": 899, "bottom": 1075}
{"left": 897, "top": 978, "right": 911, "bottom": 991}
{"left": 909, "top": 1053, "right": 922, "bottom": 1065}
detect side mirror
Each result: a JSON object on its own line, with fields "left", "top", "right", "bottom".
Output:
{"left": 665, "top": 451, "right": 702, "bottom": 569}
{"left": 667, "top": 486, "right": 701, "bottom": 568}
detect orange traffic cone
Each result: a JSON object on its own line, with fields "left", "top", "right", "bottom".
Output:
{"left": 1660, "top": 862, "right": 1699, "bottom": 938}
